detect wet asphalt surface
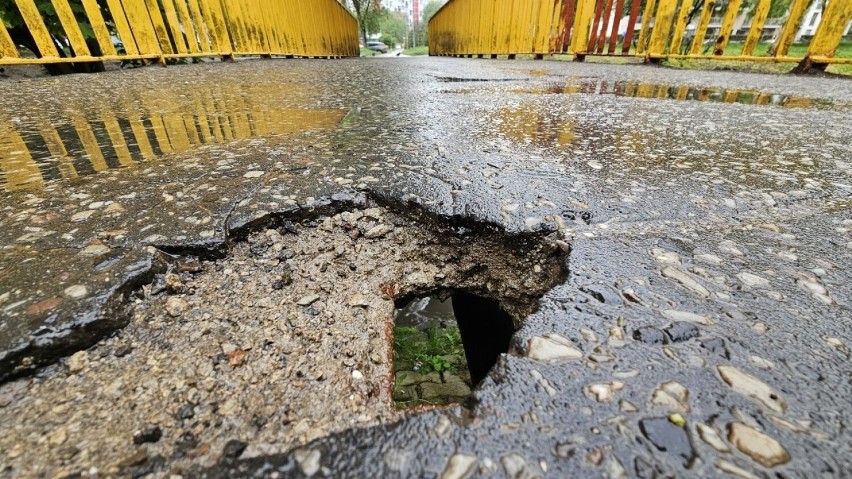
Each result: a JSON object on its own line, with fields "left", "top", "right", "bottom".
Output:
{"left": 1, "top": 57, "right": 851, "bottom": 477}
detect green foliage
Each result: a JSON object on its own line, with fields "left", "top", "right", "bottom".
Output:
{"left": 379, "top": 33, "right": 397, "bottom": 49}
{"left": 421, "top": 355, "right": 454, "bottom": 373}
{"left": 393, "top": 326, "right": 425, "bottom": 359}
{"left": 419, "top": 0, "right": 447, "bottom": 47}
{"left": 379, "top": 10, "right": 406, "bottom": 43}
{"left": 403, "top": 45, "right": 429, "bottom": 55}
{"left": 346, "top": 0, "right": 384, "bottom": 44}
{"left": 393, "top": 325, "right": 465, "bottom": 374}
{"left": 421, "top": 0, "right": 443, "bottom": 23}
{"left": 768, "top": 0, "right": 793, "bottom": 18}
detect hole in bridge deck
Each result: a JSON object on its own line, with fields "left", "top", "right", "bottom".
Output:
{"left": 392, "top": 292, "right": 514, "bottom": 408}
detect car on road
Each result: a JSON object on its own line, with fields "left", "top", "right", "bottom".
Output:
{"left": 366, "top": 41, "right": 388, "bottom": 54}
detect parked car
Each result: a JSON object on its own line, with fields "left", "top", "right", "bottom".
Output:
{"left": 366, "top": 41, "right": 388, "bottom": 53}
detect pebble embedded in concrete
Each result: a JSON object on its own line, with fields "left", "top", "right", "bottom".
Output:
{"left": 526, "top": 333, "right": 583, "bottom": 362}
{"left": 717, "top": 365, "right": 786, "bottom": 413}
{"left": 728, "top": 423, "right": 791, "bottom": 468}
{"left": 441, "top": 454, "right": 477, "bottom": 479}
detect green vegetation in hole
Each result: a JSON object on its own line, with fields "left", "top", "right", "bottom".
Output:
{"left": 393, "top": 322, "right": 471, "bottom": 409}
{"left": 393, "top": 325, "right": 464, "bottom": 374}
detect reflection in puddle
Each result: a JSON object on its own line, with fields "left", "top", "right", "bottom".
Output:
{"left": 493, "top": 79, "right": 844, "bottom": 150}
{"left": 496, "top": 104, "right": 576, "bottom": 148}
{"left": 0, "top": 89, "right": 347, "bottom": 192}
{"left": 516, "top": 80, "right": 838, "bottom": 109}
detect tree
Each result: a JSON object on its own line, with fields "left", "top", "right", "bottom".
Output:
{"left": 347, "top": 0, "right": 385, "bottom": 47}
{"left": 768, "top": 0, "right": 793, "bottom": 18}
{"left": 379, "top": 10, "right": 407, "bottom": 47}
{"left": 421, "top": 0, "right": 444, "bottom": 23}
{"left": 418, "top": 0, "right": 445, "bottom": 47}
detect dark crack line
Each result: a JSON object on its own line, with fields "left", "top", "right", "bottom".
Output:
{"left": 222, "top": 165, "right": 274, "bottom": 241}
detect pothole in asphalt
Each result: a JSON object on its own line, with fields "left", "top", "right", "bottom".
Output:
{"left": 392, "top": 291, "right": 515, "bottom": 408}
{"left": 0, "top": 201, "right": 568, "bottom": 475}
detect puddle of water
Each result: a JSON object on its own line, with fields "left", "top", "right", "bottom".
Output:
{"left": 0, "top": 87, "right": 348, "bottom": 192}
{"left": 515, "top": 79, "right": 840, "bottom": 109}
{"left": 496, "top": 104, "right": 577, "bottom": 148}
{"left": 494, "top": 79, "right": 846, "bottom": 150}
{"left": 434, "top": 76, "right": 525, "bottom": 83}
{"left": 393, "top": 293, "right": 514, "bottom": 408}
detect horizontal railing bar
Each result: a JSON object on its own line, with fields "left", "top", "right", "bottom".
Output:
{"left": 0, "top": 55, "right": 163, "bottom": 64}
{"left": 0, "top": 51, "right": 353, "bottom": 65}
{"left": 649, "top": 54, "right": 852, "bottom": 64}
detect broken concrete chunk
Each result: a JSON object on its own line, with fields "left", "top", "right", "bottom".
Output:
{"left": 737, "top": 272, "right": 770, "bottom": 288}
{"left": 164, "top": 297, "right": 189, "bottom": 317}
{"left": 348, "top": 293, "right": 371, "bottom": 307}
{"left": 650, "top": 248, "right": 681, "bottom": 264}
{"left": 715, "top": 459, "right": 761, "bottom": 479}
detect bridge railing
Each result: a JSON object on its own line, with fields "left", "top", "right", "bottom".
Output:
{"left": 428, "top": 0, "right": 852, "bottom": 70}
{"left": 0, "top": 0, "right": 359, "bottom": 66}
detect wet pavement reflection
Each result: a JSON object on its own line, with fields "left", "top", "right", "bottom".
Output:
{"left": 513, "top": 79, "right": 845, "bottom": 109}
{"left": 0, "top": 84, "right": 347, "bottom": 192}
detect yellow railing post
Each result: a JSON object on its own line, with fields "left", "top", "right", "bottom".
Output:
{"left": 742, "top": 0, "right": 771, "bottom": 56}
{"left": 688, "top": 0, "right": 715, "bottom": 55}
{"left": 669, "top": 0, "right": 693, "bottom": 55}
{"left": 807, "top": 0, "right": 852, "bottom": 62}
{"left": 771, "top": 0, "right": 809, "bottom": 57}
{"left": 104, "top": 0, "right": 141, "bottom": 56}
{"left": 13, "top": 0, "right": 60, "bottom": 58}
{"left": 636, "top": 0, "right": 658, "bottom": 55}
{"left": 80, "top": 0, "right": 118, "bottom": 56}
{"left": 647, "top": 0, "right": 679, "bottom": 59}
{"left": 713, "top": 0, "right": 742, "bottom": 55}
{"left": 120, "top": 0, "right": 165, "bottom": 61}
{"left": 0, "top": 22, "right": 19, "bottom": 59}
{"left": 571, "top": 0, "right": 597, "bottom": 57}
{"left": 50, "top": 0, "right": 92, "bottom": 57}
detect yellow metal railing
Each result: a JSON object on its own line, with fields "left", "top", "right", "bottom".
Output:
{"left": 0, "top": 0, "right": 359, "bottom": 66}
{"left": 429, "top": 0, "right": 852, "bottom": 70}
